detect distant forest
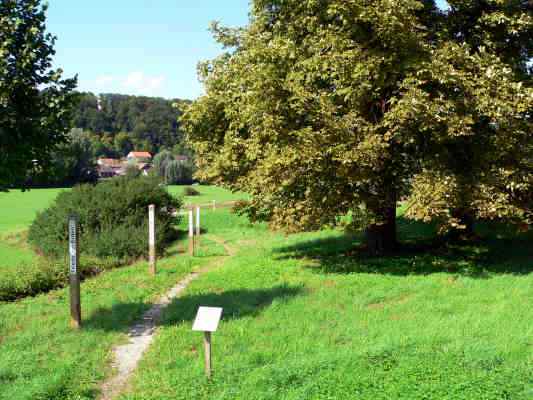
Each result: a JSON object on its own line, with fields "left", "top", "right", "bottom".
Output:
{"left": 28, "top": 93, "right": 192, "bottom": 187}
{"left": 73, "top": 92, "right": 192, "bottom": 157}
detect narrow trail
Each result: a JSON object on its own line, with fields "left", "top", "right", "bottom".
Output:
{"left": 99, "top": 235, "right": 236, "bottom": 400}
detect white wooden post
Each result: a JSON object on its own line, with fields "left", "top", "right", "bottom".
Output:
{"left": 148, "top": 204, "right": 156, "bottom": 275}
{"left": 188, "top": 208, "right": 194, "bottom": 256}
{"left": 196, "top": 206, "right": 201, "bottom": 237}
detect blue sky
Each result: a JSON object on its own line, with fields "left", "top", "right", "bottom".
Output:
{"left": 47, "top": 0, "right": 449, "bottom": 100}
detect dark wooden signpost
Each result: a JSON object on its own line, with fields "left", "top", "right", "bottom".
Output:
{"left": 68, "top": 215, "right": 81, "bottom": 329}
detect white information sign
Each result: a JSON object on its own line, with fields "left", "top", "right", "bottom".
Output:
{"left": 68, "top": 217, "right": 77, "bottom": 274}
{"left": 192, "top": 307, "right": 223, "bottom": 332}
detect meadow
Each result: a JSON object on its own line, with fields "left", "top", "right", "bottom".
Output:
{"left": 0, "top": 187, "right": 531, "bottom": 399}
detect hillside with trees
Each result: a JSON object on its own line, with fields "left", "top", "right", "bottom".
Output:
{"left": 29, "top": 93, "right": 194, "bottom": 186}
{"left": 72, "top": 92, "right": 192, "bottom": 158}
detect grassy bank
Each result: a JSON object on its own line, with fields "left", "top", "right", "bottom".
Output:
{"left": 119, "top": 211, "right": 533, "bottom": 400}
{"left": 0, "top": 233, "right": 227, "bottom": 400}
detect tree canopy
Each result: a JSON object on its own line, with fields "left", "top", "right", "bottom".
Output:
{"left": 183, "top": 0, "right": 532, "bottom": 253}
{"left": 0, "top": 0, "right": 77, "bottom": 189}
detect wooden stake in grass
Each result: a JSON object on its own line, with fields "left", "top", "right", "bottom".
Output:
{"left": 188, "top": 208, "right": 195, "bottom": 256}
{"left": 196, "top": 206, "right": 201, "bottom": 237}
{"left": 148, "top": 204, "right": 156, "bottom": 275}
{"left": 212, "top": 200, "right": 216, "bottom": 211}
{"left": 68, "top": 215, "right": 81, "bottom": 329}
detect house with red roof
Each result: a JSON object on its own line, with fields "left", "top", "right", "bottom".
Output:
{"left": 127, "top": 151, "right": 152, "bottom": 163}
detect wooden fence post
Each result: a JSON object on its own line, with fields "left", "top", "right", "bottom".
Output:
{"left": 148, "top": 204, "right": 156, "bottom": 275}
{"left": 68, "top": 215, "right": 81, "bottom": 329}
{"left": 196, "top": 206, "right": 201, "bottom": 237}
{"left": 188, "top": 208, "right": 195, "bottom": 256}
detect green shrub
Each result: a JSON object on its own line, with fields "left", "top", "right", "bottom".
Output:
{"left": 183, "top": 186, "right": 200, "bottom": 196}
{"left": 28, "top": 176, "right": 182, "bottom": 263}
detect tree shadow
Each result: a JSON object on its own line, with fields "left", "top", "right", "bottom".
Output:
{"left": 83, "top": 285, "right": 304, "bottom": 333}
{"left": 275, "top": 218, "right": 532, "bottom": 277}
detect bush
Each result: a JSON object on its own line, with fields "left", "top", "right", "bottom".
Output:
{"left": 28, "top": 176, "right": 182, "bottom": 263}
{"left": 183, "top": 186, "right": 200, "bottom": 196}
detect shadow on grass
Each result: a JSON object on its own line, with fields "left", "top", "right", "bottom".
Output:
{"left": 275, "top": 218, "right": 533, "bottom": 277}
{"left": 84, "top": 285, "right": 304, "bottom": 332}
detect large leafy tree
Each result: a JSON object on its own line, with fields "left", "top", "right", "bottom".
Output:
{"left": 183, "top": 0, "right": 532, "bottom": 253}
{"left": 405, "top": 0, "right": 533, "bottom": 233}
{"left": 0, "top": 0, "right": 77, "bottom": 189}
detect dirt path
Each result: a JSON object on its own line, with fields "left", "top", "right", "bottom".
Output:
{"left": 99, "top": 235, "right": 235, "bottom": 400}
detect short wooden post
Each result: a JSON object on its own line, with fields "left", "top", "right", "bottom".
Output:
{"left": 188, "top": 208, "right": 195, "bottom": 256}
{"left": 196, "top": 206, "right": 201, "bottom": 237}
{"left": 68, "top": 215, "right": 81, "bottom": 329}
{"left": 148, "top": 204, "right": 156, "bottom": 275}
{"left": 212, "top": 200, "right": 216, "bottom": 211}
{"left": 204, "top": 331, "right": 212, "bottom": 379}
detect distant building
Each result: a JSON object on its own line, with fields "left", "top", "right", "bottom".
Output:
{"left": 97, "top": 156, "right": 152, "bottom": 179}
{"left": 175, "top": 155, "right": 189, "bottom": 163}
{"left": 97, "top": 158, "right": 125, "bottom": 178}
{"left": 127, "top": 151, "right": 152, "bottom": 163}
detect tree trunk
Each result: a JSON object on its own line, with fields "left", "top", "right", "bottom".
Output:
{"left": 365, "top": 203, "right": 397, "bottom": 255}
{"left": 449, "top": 210, "right": 475, "bottom": 241}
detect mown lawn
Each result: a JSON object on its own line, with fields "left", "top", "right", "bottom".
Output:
{"left": 119, "top": 210, "right": 533, "bottom": 400}
{"left": 168, "top": 185, "right": 248, "bottom": 206}
{"left": 0, "top": 188, "right": 66, "bottom": 234}
{"left": 0, "top": 234, "right": 227, "bottom": 400}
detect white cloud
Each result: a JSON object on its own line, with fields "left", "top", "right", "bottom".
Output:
{"left": 121, "top": 71, "right": 166, "bottom": 95}
{"left": 85, "top": 72, "right": 167, "bottom": 97}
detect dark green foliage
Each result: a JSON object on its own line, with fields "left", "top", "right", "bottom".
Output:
{"left": 72, "top": 92, "right": 192, "bottom": 156}
{"left": 28, "top": 176, "right": 182, "bottom": 261}
{"left": 0, "top": 0, "right": 77, "bottom": 190}
{"left": 28, "top": 128, "right": 98, "bottom": 187}
{"left": 183, "top": 186, "right": 200, "bottom": 196}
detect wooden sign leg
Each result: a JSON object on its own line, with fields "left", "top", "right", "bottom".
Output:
{"left": 204, "top": 331, "right": 212, "bottom": 379}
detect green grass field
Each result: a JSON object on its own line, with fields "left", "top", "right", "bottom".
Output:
{"left": 0, "top": 188, "right": 66, "bottom": 234}
{"left": 168, "top": 185, "right": 248, "bottom": 206}
{"left": 0, "top": 185, "right": 244, "bottom": 236}
{"left": 1, "top": 189, "right": 531, "bottom": 399}
{"left": 117, "top": 212, "right": 532, "bottom": 400}
{"left": 0, "top": 234, "right": 226, "bottom": 400}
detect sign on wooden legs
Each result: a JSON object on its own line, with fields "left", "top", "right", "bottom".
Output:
{"left": 193, "top": 307, "right": 223, "bottom": 379}
{"left": 68, "top": 215, "right": 81, "bottom": 329}
{"left": 148, "top": 204, "right": 156, "bottom": 275}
